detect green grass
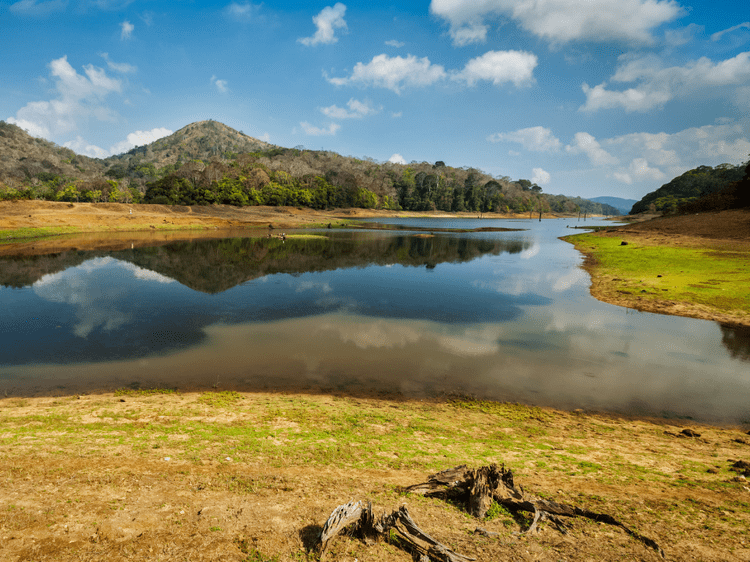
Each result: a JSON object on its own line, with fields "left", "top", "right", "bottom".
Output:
{"left": 564, "top": 233, "right": 750, "bottom": 313}
{"left": 0, "top": 226, "right": 80, "bottom": 243}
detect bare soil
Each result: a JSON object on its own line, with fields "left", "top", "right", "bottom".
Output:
{"left": 1, "top": 392, "right": 750, "bottom": 562}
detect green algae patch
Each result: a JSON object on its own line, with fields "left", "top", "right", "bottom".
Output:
{"left": 564, "top": 232, "right": 750, "bottom": 319}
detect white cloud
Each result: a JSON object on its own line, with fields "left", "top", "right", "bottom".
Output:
{"left": 664, "top": 23, "right": 701, "bottom": 47}
{"left": 531, "top": 167, "right": 551, "bottom": 185}
{"left": 327, "top": 54, "right": 447, "bottom": 94}
{"left": 320, "top": 98, "right": 378, "bottom": 119}
{"left": 487, "top": 126, "right": 561, "bottom": 152}
{"left": 613, "top": 171, "right": 633, "bottom": 184}
{"left": 298, "top": 3, "right": 347, "bottom": 46}
{"left": 566, "top": 132, "right": 619, "bottom": 166}
{"left": 605, "top": 121, "right": 750, "bottom": 171}
{"left": 100, "top": 52, "right": 137, "bottom": 73}
{"left": 452, "top": 50, "right": 537, "bottom": 87}
{"left": 711, "top": 22, "right": 750, "bottom": 42}
{"left": 120, "top": 20, "right": 134, "bottom": 40}
{"left": 385, "top": 39, "right": 405, "bottom": 48}
{"left": 258, "top": 132, "right": 271, "bottom": 142}
{"left": 110, "top": 127, "right": 173, "bottom": 155}
{"left": 450, "top": 23, "right": 488, "bottom": 47}
{"left": 8, "top": 56, "right": 122, "bottom": 139}
{"left": 389, "top": 153, "right": 407, "bottom": 164}
{"left": 300, "top": 122, "right": 340, "bottom": 136}
{"left": 225, "top": 2, "right": 260, "bottom": 20}
{"left": 628, "top": 157, "right": 665, "bottom": 181}
{"left": 211, "top": 75, "right": 229, "bottom": 93}
{"left": 581, "top": 52, "right": 750, "bottom": 112}
{"left": 9, "top": 0, "right": 67, "bottom": 16}
{"left": 570, "top": 121, "right": 750, "bottom": 187}
{"left": 391, "top": 111, "right": 402, "bottom": 118}
{"left": 63, "top": 136, "right": 109, "bottom": 158}
{"left": 429, "top": 0, "right": 685, "bottom": 46}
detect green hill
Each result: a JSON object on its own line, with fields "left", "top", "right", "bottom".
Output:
{"left": 630, "top": 163, "right": 746, "bottom": 214}
{"left": 1, "top": 119, "right": 615, "bottom": 216}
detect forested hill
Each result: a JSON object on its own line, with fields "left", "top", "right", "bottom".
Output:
{"left": 2, "top": 119, "right": 615, "bottom": 215}
{"left": 630, "top": 162, "right": 747, "bottom": 214}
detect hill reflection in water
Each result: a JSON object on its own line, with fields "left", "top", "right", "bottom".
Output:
{"left": 0, "top": 231, "right": 540, "bottom": 366}
{"left": 1, "top": 224, "right": 748, "bottom": 423}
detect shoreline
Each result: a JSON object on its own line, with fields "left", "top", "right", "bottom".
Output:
{"left": 562, "top": 209, "right": 750, "bottom": 328}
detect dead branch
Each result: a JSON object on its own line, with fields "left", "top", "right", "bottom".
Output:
{"left": 318, "top": 501, "right": 475, "bottom": 562}
{"left": 404, "top": 463, "right": 665, "bottom": 559}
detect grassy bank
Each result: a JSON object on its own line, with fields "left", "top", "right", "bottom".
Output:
{"left": 564, "top": 231, "right": 750, "bottom": 327}
{"left": 2, "top": 390, "right": 749, "bottom": 561}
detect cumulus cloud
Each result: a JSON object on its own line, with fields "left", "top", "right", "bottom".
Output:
{"left": 327, "top": 54, "right": 447, "bottom": 94}
{"left": 320, "top": 98, "right": 379, "bottom": 119}
{"left": 605, "top": 121, "right": 750, "bottom": 174}
{"left": 298, "top": 3, "right": 347, "bottom": 46}
{"left": 711, "top": 22, "right": 750, "bottom": 42}
{"left": 531, "top": 167, "right": 551, "bottom": 185}
{"left": 7, "top": 56, "right": 121, "bottom": 139}
{"left": 566, "top": 121, "right": 750, "bottom": 186}
{"left": 109, "top": 127, "right": 173, "bottom": 155}
{"left": 9, "top": 0, "right": 67, "bottom": 16}
{"left": 452, "top": 50, "right": 537, "bottom": 87}
{"left": 300, "top": 122, "right": 340, "bottom": 136}
{"left": 581, "top": 52, "right": 750, "bottom": 112}
{"left": 487, "top": 126, "right": 561, "bottom": 152}
{"left": 120, "top": 20, "right": 134, "bottom": 40}
{"left": 566, "top": 132, "right": 619, "bottom": 166}
{"left": 211, "top": 75, "right": 229, "bottom": 93}
{"left": 429, "top": 0, "right": 685, "bottom": 46}
{"left": 389, "top": 153, "right": 407, "bottom": 164}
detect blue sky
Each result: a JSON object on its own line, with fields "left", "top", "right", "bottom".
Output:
{"left": 2, "top": 0, "right": 749, "bottom": 200}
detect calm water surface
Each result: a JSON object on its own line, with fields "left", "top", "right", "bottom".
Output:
{"left": 1, "top": 218, "right": 748, "bottom": 423}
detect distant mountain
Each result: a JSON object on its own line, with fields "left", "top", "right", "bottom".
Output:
{"left": 589, "top": 196, "right": 638, "bottom": 215}
{"left": 103, "top": 120, "right": 274, "bottom": 170}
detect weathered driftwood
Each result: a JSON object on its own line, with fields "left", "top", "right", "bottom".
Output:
{"left": 319, "top": 501, "right": 475, "bottom": 562}
{"left": 403, "top": 464, "right": 665, "bottom": 559}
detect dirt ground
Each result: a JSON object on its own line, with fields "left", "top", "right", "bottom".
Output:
{"left": 1, "top": 391, "right": 749, "bottom": 562}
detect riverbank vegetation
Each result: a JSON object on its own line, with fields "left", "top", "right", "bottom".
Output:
{"left": 1, "top": 390, "right": 748, "bottom": 561}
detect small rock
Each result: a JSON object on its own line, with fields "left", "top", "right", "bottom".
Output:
{"left": 707, "top": 468, "right": 719, "bottom": 474}
{"left": 680, "top": 429, "right": 701, "bottom": 438}
{"left": 620, "top": 241, "right": 628, "bottom": 246}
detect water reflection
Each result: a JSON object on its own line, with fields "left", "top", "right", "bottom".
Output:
{"left": 1, "top": 221, "right": 748, "bottom": 424}
{"left": 0, "top": 232, "right": 537, "bottom": 365}
{"left": 720, "top": 324, "right": 750, "bottom": 362}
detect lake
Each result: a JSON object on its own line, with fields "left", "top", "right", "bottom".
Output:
{"left": 1, "top": 218, "right": 748, "bottom": 424}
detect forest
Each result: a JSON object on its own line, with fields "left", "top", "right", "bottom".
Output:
{"left": 1, "top": 120, "right": 620, "bottom": 215}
